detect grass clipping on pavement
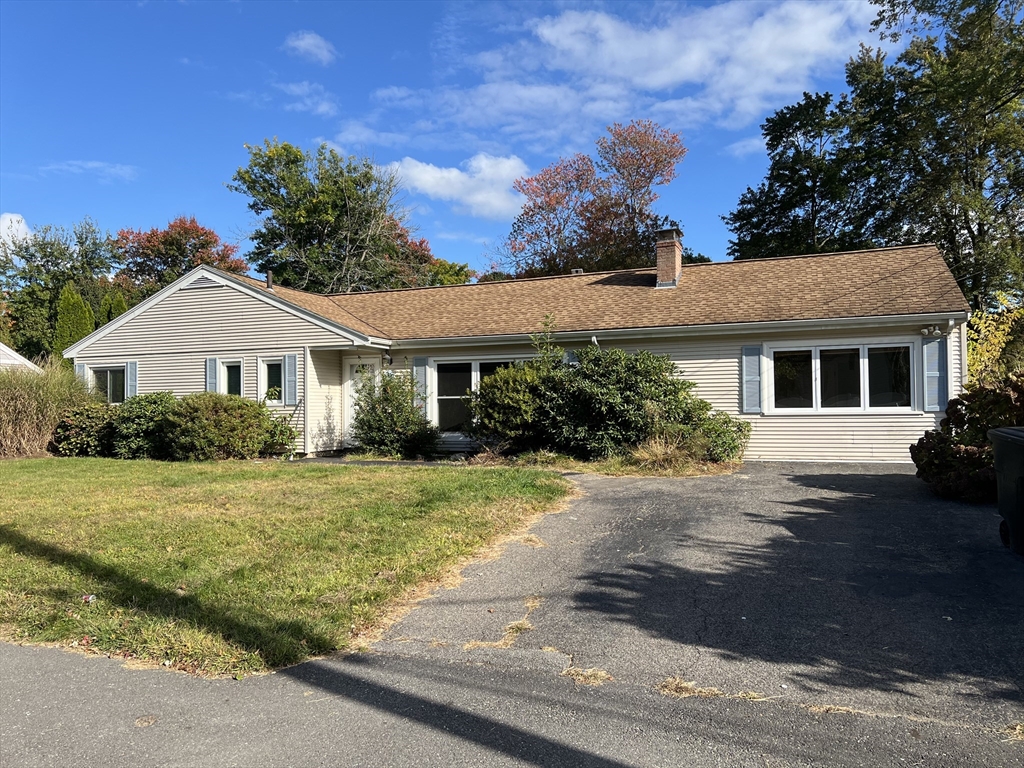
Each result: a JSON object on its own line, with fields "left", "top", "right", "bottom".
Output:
{"left": 0, "top": 458, "right": 570, "bottom": 677}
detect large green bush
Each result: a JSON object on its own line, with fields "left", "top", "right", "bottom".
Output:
{"left": 111, "top": 391, "right": 177, "bottom": 459}
{"left": 162, "top": 392, "right": 296, "bottom": 461}
{"left": 0, "top": 359, "right": 93, "bottom": 458}
{"left": 52, "top": 401, "right": 115, "bottom": 457}
{"left": 352, "top": 370, "right": 439, "bottom": 459}
{"left": 910, "top": 374, "right": 1024, "bottom": 501}
{"left": 465, "top": 344, "right": 750, "bottom": 462}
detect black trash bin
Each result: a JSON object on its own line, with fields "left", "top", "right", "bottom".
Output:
{"left": 989, "top": 427, "right": 1024, "bottom": 555}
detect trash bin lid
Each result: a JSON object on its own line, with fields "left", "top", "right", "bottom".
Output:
{"left": 989, "top": 427, "right": 1024, "bottom": 445}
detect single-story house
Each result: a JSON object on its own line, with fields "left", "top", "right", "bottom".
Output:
{"left": 63, "top": 232, "right": 970, "bottom": 461}
{"left": 1, "top": 341, "right": 42, "bottom": 373}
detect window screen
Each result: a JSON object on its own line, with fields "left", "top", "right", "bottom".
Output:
{"left": 773, "top": 350, "right": 813, "bottom": 408}
{"left": 265, "top": 362, "right": 283, "bottom": 400}
{"left": 437, "top": 363, "right": 472, "bottom": 432}
{"left": 225, "top": 363, "right": 242, "bottom": 396}
{"left": 820, "top": 348, "right": 860, "bottom": 408}
{"left": 868, "top": 347, "right": 911, "bottom": 407}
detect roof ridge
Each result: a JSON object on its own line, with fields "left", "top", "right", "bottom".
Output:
{"left": 233, "top": 243, "right": 941, "bottom": 300}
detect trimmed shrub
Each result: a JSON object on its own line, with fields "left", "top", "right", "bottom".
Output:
{"left": 910, "top": 374, "right": 1024, "bottom": 501}
{"left": 352, "top": 370, "right": 439, "bottom": 459}
{"left": 111, "top": 391, "right": 177, "bottom": 459}
{"left": 162, "top": 392, "right": 297, "bottom": 461}
{"left": 0, "top": 359, "right": 93, "bottom": 458}
{"left": 463, "top": 363, "right": 545, "bottom": 453}
{"left": 52, "top": 401, "right": 116, "bottom": 457}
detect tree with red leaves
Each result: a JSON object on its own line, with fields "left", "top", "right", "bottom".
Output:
{"left": 506, "top": 120, "right": 704, "bottom": 277}
{"left": 114, "top": 216, "right": 246, "bottom": 297}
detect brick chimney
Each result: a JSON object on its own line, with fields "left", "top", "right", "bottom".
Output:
{"left": 655, "top": 228, "right": 682, "bottom": 288}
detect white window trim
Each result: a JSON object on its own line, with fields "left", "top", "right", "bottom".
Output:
{"left": 91, "top": 364, "right": 127, "bottom": 404}
{"left": 218, "top": 359, "right": 244, "bottom": 397}
{"left": 258, "top": 356, "right": 284, "bottom": 405}
{"left": 428, "top": 355, "right": 532, "bottom": 431}
{"left": 764, "top": 337, "right": 921, "bottom": 415}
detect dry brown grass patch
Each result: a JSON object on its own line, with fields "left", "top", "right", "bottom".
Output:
{"left": 562, "top": 667, "right": 613, "bottom": 686}
{"left": 463, "top": 595, "right": 543, "bottom": 650}
{"left": 657, "top": 677, "right": 724, "bottom": 698}
{"left": 1003, "top": 723, "right": 1024, "bottom": 742}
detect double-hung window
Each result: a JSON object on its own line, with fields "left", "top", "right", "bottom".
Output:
{"left": 221, "top": 360, "right": 243, "bottom": 396}
{"left": 94, "top": 367, "right": 126, "bottom": 404}
{"left": 768, "top": 343, "right": 913, "bottom": 413}
{"left": 434, "top": 360, "right": 517, "bottom": 432}
{"left": 262, "top": 359, "right": 283, "bottom": 403}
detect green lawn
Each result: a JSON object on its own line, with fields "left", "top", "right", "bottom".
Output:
{"left": 0, "top": 458, "right": 570, "bottom": 676}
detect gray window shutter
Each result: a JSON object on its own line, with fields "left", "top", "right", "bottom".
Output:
{"left": 284, "top": 354, "right": 298, "bottom": 406}
{"left": 206, "top": 357, "right": 218, "bottom": 393}
{"left": 74, "top": 363, "right": 88, "bottom": 387}
{"left": 923, "top": 337, "right": 948, "bottom": 412}
{"left": 412, "top": 357, "right": 428, "bottom": 411}
{"left": 126, "top": 361, "right": 138, "bottom": 399}
{"left": 741, "top": 346, "right": 762, "bottom": 414}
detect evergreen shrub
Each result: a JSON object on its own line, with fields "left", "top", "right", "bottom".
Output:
{"left": 352, "top": 370, "right": 439, "bottom": 459}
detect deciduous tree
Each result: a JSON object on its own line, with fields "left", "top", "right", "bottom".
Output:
{"left": 229, "top": 139, "right": 467, "bottom": 293}
{"left": 723, "top": 0, "right": 1024, "bottom": 309}
{"left": 113, "top": 216, "right": 246, "bottom": 297}
{"left": 0, "top": 219, "right": 115, "bottom": 358}
{"left": 506, "top": 120, "right": 697, "bottom": 277}
{"left": 723, "top": 93, "right": 873, "bottom": 260}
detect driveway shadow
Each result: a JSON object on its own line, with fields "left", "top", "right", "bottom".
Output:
{"left": 572, "top": 470, "right": 1023, "bottom": 699}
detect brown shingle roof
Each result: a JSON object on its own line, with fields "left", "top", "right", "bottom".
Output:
{"left": 226, "top": 245, "right": 969, "bottom": 342}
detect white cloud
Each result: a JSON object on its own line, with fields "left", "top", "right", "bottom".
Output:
{"left": 334, "top": 121, "right": 409, "bottom": 150}
{"left": 282, "top": 31, "right": 337, "bottom": 66}
{"left": 40, "top": 160, "right": 138, "bottom": 182}
{"left": 724, "top": 136, "right": 767, "bottom": 158}
{"left": 274, "top": 81, "right": 337, "bottom": 117}
{"left": 0, "top": 213, "right": 30, "bottom": 246}
{"left": 519, "top": 1, "right": 875, "bottom": 127}
{"left": 393, "top": 154, "right": 528, "bottom": 220}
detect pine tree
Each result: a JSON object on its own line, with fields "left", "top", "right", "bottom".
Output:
{"left": 97, "top": 290, "right": 128, "bottom": 325}
{"left": 109, "top": 290, "right": 128, "bottom": 320}
{"left": 53, "top": 283, "right": 95, "bottom": 357}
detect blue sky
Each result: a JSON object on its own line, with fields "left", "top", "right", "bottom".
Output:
{"left": 0, "top": 0, "right": 885, "bottom": 275}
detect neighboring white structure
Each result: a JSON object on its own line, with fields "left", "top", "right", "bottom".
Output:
{"left": 0, "top": 341, "right": 42, "bottom": 373}
{"left": 63, "top": 237, "right": 971, "bottom": 462}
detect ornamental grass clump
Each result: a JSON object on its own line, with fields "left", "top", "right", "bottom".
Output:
{"left": 0, "top": 358, "right": 92, "bottom": 458}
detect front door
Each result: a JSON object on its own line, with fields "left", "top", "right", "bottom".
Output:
{"left": 343, "top": 361, "right": 377, "bottom": 444}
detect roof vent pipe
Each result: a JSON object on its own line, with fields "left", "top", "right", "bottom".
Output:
{"left": 266, "top": 270, "right": 274, "bottom": 291}
{"left": 570, "top": 268, "right": 584, "bottom": 275}
{"left": 655, "top": 228, "right": 682, "bottom": 289}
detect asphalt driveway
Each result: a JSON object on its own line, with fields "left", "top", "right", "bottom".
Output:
{"left": 2, "top": 463, "right": 1022, "bottom": 767}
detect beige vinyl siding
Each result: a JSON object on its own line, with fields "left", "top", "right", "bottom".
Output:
{"left": 82, "top": 284, "right": 349, "bottom": 358}
{"left": 396, "top": 321, "right": 964, "bottom": 462}
{"left": 73, "top": 284, "right": 356, "bottom": 453}
{"left": 307, "top": 350, "right": 343, "bottom": 453}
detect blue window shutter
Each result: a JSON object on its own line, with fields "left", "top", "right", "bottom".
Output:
{"left": 206, "top": 358, "right": 218, "bottom": 392}
{"left": 923, "top": 337, "right": 948, "bottom": 412}
{"left": 741, "top": 346, "right": 762, "bottom": 414}
{"left": 126, "top": 361, "right": 138, "bottom": 399}
{"left": 74, "top": 363, "right": 88, "bottom": 386}
{"left": 284, "top": 354, "right": 298, "bottom": 406}
{"left": 412, "top": 357, "right": 428, "bottom": 412}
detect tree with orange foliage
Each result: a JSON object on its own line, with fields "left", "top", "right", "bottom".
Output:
{"left": 506, "top": 120, "right": 704, "bottom": 277}
{"left": 114, "top": 216, "right": 246, "bottom": 297}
